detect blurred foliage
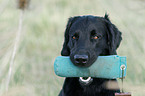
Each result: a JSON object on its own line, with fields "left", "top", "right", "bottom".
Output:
{"left": 0, "top": 0, "right": 145, "bottom": 96}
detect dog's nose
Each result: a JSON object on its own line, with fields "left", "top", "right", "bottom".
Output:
{"left": 74, "top": 55, "right": 88, "bottom": 65}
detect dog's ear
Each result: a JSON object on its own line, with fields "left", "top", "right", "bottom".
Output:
{"left": 104, "top": 14, "right": 122, "bottom": 55}
{"left": 61, "top": 17, "right": 80, "bottom": 56}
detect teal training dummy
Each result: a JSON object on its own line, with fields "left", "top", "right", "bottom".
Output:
{"left": 54, "top": 55, "right": 126, "bottom": 79}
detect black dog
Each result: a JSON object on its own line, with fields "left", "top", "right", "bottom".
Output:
{"left": 59, "top": 14, "right": 122, "bottom": 96}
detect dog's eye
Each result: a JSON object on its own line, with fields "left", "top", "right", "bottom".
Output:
{"left": 72, "top": 36, "right": 76, "bottom": 39}
{"left": 72, "top": 34, "right": 79, "bottom": 40}
{"left": 91, "top": 30, "right": 100, "bottom": 40}
{"left": 93, "top": 36, "right": 98, "bottom": 40}
{"left": 92, "top": 35, "right": 100, "bottom": 40}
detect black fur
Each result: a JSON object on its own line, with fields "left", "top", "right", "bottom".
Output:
{"left": 60, "top": 14, "right": 122, "bottom": 96}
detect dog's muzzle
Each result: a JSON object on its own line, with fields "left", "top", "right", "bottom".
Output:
{"left": 79, "top": 77, "right": 93, "bottom": 86}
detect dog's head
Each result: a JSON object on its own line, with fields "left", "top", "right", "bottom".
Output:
{"left": 61, "top": 14, "right": 122, "bottom": 67}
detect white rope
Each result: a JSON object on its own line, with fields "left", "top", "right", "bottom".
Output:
{"left": 6, "top": 10, "right": 24, "bottom": 91}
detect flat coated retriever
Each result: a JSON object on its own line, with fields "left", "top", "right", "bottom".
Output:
{"left": 59, "top": 14, "right": 122, "bottom": 96}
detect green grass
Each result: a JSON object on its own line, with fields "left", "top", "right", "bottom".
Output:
{"left": 0, "top": 0, "right": 145, "bottom": 96}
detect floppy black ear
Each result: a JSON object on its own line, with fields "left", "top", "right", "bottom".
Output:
{"left": 104, "top": 14, "right": 122, "bottom": 55}
{"left": 61, "top": 17, "right": 80, "bottom": 56}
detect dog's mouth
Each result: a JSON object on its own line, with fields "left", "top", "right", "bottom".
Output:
{"left": 70, "top": 54, "right": 97, "bottom": 85}
{"left": 69, "top": 52, "right": 99, "bottom": 86}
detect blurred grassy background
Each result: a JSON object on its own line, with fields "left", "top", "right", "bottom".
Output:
{"left": 0, "top": 0, "right": 145, "bottom": 96}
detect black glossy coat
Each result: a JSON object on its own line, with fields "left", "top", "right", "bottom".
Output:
{"left": 59, "top": 14, "right": 122, "bottom": 96}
